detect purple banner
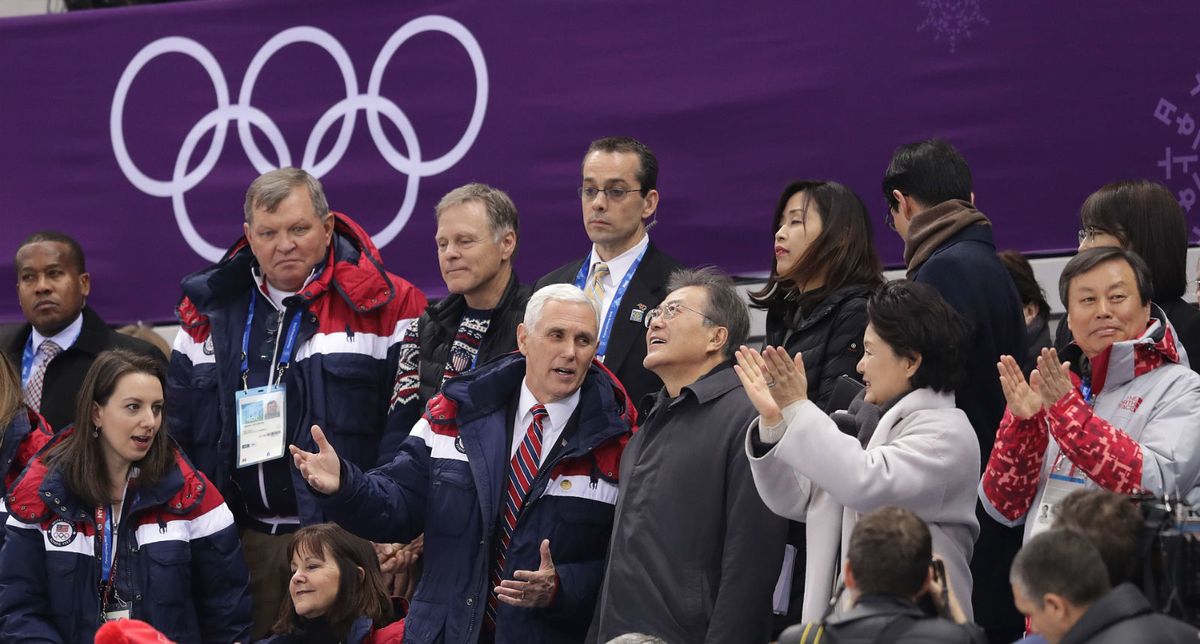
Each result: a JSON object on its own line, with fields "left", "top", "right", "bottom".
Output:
{"left": 1, "top": 0, "right": 1198, "bottom": 323}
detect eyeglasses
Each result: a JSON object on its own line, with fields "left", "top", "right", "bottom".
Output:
{"left": 1077, "top": 227, "right": 1110, "bottom": 244}
{"left": 644, "top": 301, "right": 717, "bottom": 328}
{"left": 578, "top": 186, "right": 644, "bottom": 202}
{"left": 884, "top": 204, "right": 897, "bottom": 231}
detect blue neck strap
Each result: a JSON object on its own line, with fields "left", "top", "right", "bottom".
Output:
{"left": 572, "top": 244, "right": 648, "bottom": 358}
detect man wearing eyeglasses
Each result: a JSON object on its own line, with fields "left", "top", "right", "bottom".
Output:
{"left": 536, "top": 136, "right": 683, "bottom": 410}
{"left": 591, "top": 267, "right": 788, "bottom": 643}
{"left": 882, "top": 138, "right": 1027, "bottom": 643}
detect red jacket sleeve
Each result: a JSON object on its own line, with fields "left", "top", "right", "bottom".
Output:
{"left": 981, "top": 408, "right": 1049, "bottom": 521}
{"left": 1044, "top": 389, "right": 1144, "bottom": 493}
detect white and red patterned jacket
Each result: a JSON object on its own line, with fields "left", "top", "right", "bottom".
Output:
{"left": 980, "top": 307, "right": 1200, "bottom": 541}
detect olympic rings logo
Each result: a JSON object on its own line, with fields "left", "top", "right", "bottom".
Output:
{"left": 110, "top": 16, "right": 488, "bottom": 262}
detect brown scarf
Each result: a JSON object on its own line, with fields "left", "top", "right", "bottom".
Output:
{"left": 903, "top": 199, "right": 991, "bottom": 277}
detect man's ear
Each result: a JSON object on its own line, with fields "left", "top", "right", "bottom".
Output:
{"left": 892, "top": 190, "right": 914, "bottom": 223}
{"left": 969, "top": 191, "right": 976, "bottom": 206}
{"left": 516, "top": 323, "right": 529, "bottom": 356}
{"left": 708, "top": 326, "right": 728, "bottom": 357}
{"left": 843, "top": 560, "right": 857, "bottom": 591}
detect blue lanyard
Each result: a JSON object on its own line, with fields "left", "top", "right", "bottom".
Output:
{"left": 20, "top": 335, "right": 34, "bottom": 384}
{"left": 98, "top": 503, "right": 115, "bottom": 582}
{"left": 1080, "top": 380, "right": 1093, "bottom": 405}
{"left": 573, "top": 244, "right": 648, "bottom": 357}
{"left": 241, "top": 293, "right": 304, "bottom": 388}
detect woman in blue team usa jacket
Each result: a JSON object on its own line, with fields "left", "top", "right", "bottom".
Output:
{"left": 0, "top": 349, "right": 251, "bottom": 643}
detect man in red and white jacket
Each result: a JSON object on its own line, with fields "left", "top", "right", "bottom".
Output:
{"left": 981, "top": 246, "right": 1200, "bottom": 542}
{"left": 165, "top": 168, "right": 426, "bottom": 637}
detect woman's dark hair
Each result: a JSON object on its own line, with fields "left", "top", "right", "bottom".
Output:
{"left": 1079, "top": 179, "right": 1187, "bottom": 300}
{"left": 46, "top": 349, "right": 172, "bottom": 507}
{"left": 750, "top": 180, "right": 884, "bottom": 307}
{"left": 867, "top": 281, "right": 969, "bottom": 393}
{"left": 998, "top": 249, "right": 1049, "bottom": 317}
{"left": 0, "top": 353, "right": 25, "bottom": 445}
{"left": 273, "top": 523, "right": 393, "bottom": 639}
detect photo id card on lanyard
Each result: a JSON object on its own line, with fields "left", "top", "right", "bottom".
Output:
{"left": 572, "top": 244, "right": 647, "bottom": 361}
{"left": 236, "top": 295, "right": 299, "bottom": 468}
{"left": 97, "top": 481, "right": 131, "bottom": 623}
{"left": 1028, "top": 454, "right": 1088, "bottom": 538}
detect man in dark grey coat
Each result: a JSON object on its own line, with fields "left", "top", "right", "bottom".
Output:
{"left": 591, "top": 267, "right": 788, "bottom": 643}
{"left": 1011, "top": 529, "right": 1197, "bottom": 644}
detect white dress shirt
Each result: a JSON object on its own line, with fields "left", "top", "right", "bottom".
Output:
{"left": 511, "top": 380, "right": 581, "bottom": 464}
{"left": 585, "top": 233, "right": 650, "bottom": 321}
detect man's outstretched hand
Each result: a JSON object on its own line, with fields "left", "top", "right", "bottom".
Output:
{"left": 290, "top": 425, "right": 342, "bottom": 495}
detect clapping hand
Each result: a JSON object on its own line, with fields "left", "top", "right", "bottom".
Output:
{"left": 1034, "top": 348, "right": 1074, "bottom": 408}
{"left": 996, "top": 355, "right": 1042, "bottom": 419}
{"left": 734, "top": 345, "right": 808, "bottom": 427}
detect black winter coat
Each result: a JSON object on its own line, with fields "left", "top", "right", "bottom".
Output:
{"left": 781, "top": 595, "right": 987, "bottom": 644}
{"left": 763, "top": 284, "right": 871, "bottom": 412}
{"left": 1060, "top": 584, "right": 1198, "bottom": 644}
{"left": 0, "top": 306, "right": 165, "bottom": 431}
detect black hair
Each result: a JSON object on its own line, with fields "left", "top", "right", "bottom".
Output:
{"left": 998, "top": 250, "right": 1050, "bottom": 317}
{"left": 750, "top": 180, "right": 884, "bottom": 307}
{"left": 1058, "top": 246, "right": 1154, "bottom": 310}
{"left": 867, "top": 280, "right": 969, "bottom": 393}
{"left": 17, "top": 231, "right": 86, "bottom": 274}
{"left": 583, "top": 136, "right": 658, "bottom": 195}
{"left": 1079, "top": 179, "right": 1187, "bottom": 300}
{"left": 882, "top": 138, "right": 973, "bottom": 211}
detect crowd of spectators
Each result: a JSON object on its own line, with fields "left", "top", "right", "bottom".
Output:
{"left": 0, "top": 135, "right": 1197, "bottom": 644}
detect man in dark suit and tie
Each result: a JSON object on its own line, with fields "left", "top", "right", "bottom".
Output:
{"left": 536, "top": 136, "right": 683, "bottom": 408}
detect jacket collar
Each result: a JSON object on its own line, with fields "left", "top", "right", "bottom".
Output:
{"left": 177, "top": 212, "right": 395, "bottom": 317}
{"left": 1067, "top": 305, "right": 1182, "bottom": 395}
{"left": 9, "top": 438, "right": 204, "bottom": 524}
{"left": 441, "top": 352, "right": 635, "bottom": 449}
{"left": 428, "top": 270, "right": 522, "bottom": 330}
{"left": 647, "top": 361, "right": 740, "bottom": 415}
{"left": 903, "top": 199, "right": 993, "bottom": 274}
{"left": 825, "top": 593, "right": 924, "bottom": 627}
{"left": 1060, "top": 584, "right": 1153, "bottom": 644}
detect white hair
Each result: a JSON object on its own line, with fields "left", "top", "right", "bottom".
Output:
{"left": 524, "top": 284, "right": 598, "bottom": 329}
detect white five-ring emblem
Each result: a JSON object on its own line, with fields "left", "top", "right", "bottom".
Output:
{"left": 110, "top": 16, "right": 488, "bottom": 262}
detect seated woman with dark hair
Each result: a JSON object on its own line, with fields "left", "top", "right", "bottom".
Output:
{"left": 0, "top": 353, "right": 56, "bottom": 547}
{"left": 1063, "top": 179, "right": 1200, "bottom": 371}
{"left": 264, "top": 523, "right": 404, "bottom": 644}
{"left": 738, "top": 281, "right": 981, "bottom": 622}
{"left": 750, "top": 180, "right": 884, "bottom": 412}
{"left": 998, "top": 250, "right": 1053, "bottom": 375}
{"left": 0, "top": 349, "right": 251, "bottom": 643}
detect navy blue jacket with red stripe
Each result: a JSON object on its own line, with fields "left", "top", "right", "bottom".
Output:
{"left": 166, "top": 213, "right": 427, "bottom": 525}
{"left": 0, "top": 444, "right": 252, "bottom": 643}
{"left": 0, "top": 407, "right": 56, "bottom": 549}
{"left": 320, "top": 352, "right": 635, "bottom": 644}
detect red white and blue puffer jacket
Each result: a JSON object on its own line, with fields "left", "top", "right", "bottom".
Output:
{"left": 166, "top": 212, "right": 427, "bottom": 525}
{"left": 322, "top": 352, "right": 635, "bottom": 644}
{"left": 0, "top": 442, "right": 252, "bottom": 643}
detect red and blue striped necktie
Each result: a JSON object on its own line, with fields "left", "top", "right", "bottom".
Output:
{"left": 484, "top": 403, "right": 549, "bottom": 628}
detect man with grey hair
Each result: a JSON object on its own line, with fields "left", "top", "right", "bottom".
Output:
{"left": 167, "top": 166, "right": 427, "bottom": 637}
{"left": 380, "top": 182, "right": 531, "bottom": 597}
{"left": 292, "top": 283, "right": 636, "bottom": 642}
{"left": 592, "top": 267, "right": 788, "bottom": 643}
{"left": 388, "top": 182, "right": 531, "bottom": 438}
